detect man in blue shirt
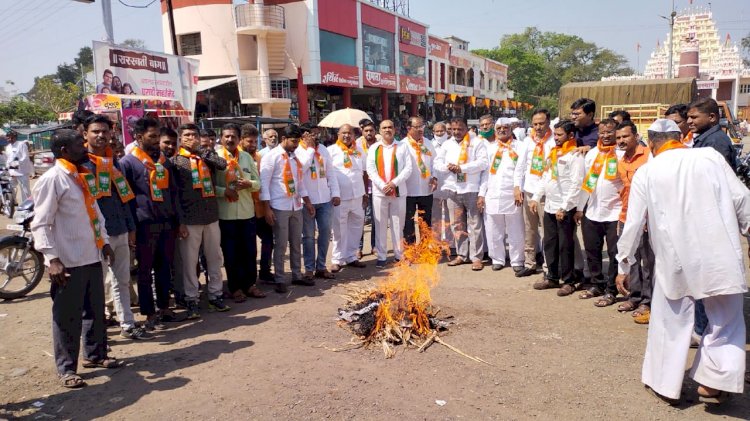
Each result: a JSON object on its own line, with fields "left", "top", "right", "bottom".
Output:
{"left": 570, "top": 98, "right": 599, "bottom": 149}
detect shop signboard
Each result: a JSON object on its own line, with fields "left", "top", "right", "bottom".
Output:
{"left": 428, "top": 36, "right": 450, "bottom": 61}
{"left": 399, "top": 75, "right": 427, "bottom": 95}
{"left": 364, "top": 70, "right": 397, "bottom": 89}
{"left": 320, "top": 61, "right": 359, "bottom": 88}
{"left": 399, "top": 25, "right": 427, "bottom": 49}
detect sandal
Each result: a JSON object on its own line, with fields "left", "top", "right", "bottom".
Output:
{"left": 471, "top": 261, "right": 483, "bottom": 271}
{"left": 632, "top": 304, "right": 650, "bottom": 318}
{"left": 246, "top": 286, "right": 267, "bottom": 298}
{"left": 82, "top": 357, "right": 121, "bottom": 369}
{"left": 617, "top": 301, "right": 638, "bottom": 312}
{"left": 579, "top": 286, "right": 603, "bottom": 299}
{"left": 594, "top": 293, "right": 617, "bottom": 307}
{"left": 59, "top": 373, "right": 86, "bottom": 389}
{"left": 232, "top": 290, "right": 247, "bottom": 303}
{"left": 698, "top": 390, "right": 731, "bottom": 405}
{"left": 314, "top": 270, "right": 335, "bottom": 279}
{"left": 557, "top": 284, "right": 576, "bottom": 297}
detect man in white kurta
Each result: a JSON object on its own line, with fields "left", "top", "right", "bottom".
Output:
{"left": 4, "top": 131, "right": 34, "bottom": 203}
{"left": 327, "top": 124, "right": 368, "bottom": 272}
{"left": 366, "top": 120, "right": 413, "bottom": 267}
{"left": 430, "top": 122, "right": 454, "bottom": 247}
{"left": 403, "top": 116, "right": 437, "bottom": 245}
{"left": 616, "top": 119, "right": 748, "bottom": 403}
{"left": 479, "top": 118, "right": 525, "bottom": 272}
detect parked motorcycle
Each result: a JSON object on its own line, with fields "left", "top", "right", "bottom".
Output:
{"left": 0, "top": 200, "right": 44, "bottom": 300}
{"left": 0, "top": 166, "right": 16, "bottom": 218}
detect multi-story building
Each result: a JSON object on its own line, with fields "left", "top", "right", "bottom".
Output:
{"left": 160, "top": 0, "right": 509, "bottom": 123}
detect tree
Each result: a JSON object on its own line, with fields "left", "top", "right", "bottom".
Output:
{"left": 55, "top": 47, "right": 94, "bottom": 92}
{"left": 0, "top": 97, "right": 55, "bottom": 125}
{"left": 742, "top": 32, "right": 750, "bottom": 67}
{"left": 121, "top": 38, "right": 147, "bottom": 50}
{"left": 27, "top": 76, "right": 80, "bottom": 115}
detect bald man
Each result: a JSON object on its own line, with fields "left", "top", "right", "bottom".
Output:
{"left": 259, "top": 129, "right": 279, "bottom": 157}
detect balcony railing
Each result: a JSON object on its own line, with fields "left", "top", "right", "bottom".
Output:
{"left": 234, "top": 4, "right": 285, "bottom": 30}
{"left": 239, "top": 75, "right": 291, "bottom": 101}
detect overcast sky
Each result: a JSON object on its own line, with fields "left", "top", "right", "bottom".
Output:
{"left": 0, "top": 0, "right": 747, "bottom": 93}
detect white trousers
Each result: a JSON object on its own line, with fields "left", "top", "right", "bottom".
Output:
{"left": 431, "top": 196, "right": 454, "bottom": 245}
{"left": 11, "top": 175, "right": 31, "bottom": 203}
{"left": 179, "top": 221, "right": 224, "bottom": 301}
{"left": 102, "top": 233, "right": 135, "bottom": 329}
{"left": 484, "top": 210, "right": 525, "bottom": 267}
{"left": 331, "top": 197, "right": 365, "bottom": 265}
{"left": 372, "top": 194, "right": 406, "bottom": 261}
{"left": 642, "top": 280, "right": 746, "bottom": 399}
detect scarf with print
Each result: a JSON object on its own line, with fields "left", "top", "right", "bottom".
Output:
{"left": 528, "top": 128, "right": 551, "bottom": 176}
{"left": 374, "top": 143, "right": 399, "bottom": 197}
{"left": 581, "top": 141, "right": 618, "bottom": 193}
{"left": 178, "top": 147, "right": 215, "bottom": 197}
{"left": 56, "top": 159, "right": 105, "bottom": 249}
{"left": 407, "top": 136, "right": 431, "bottom": 178}
{"left": 336, "top": 139, "right": 360, "bottom": 169}
{"left": 547, "top": 138, "right": 577, "bottom": 180}
{"left": 489, "top": 138, "right": 519, "bottom": 174}
{"left": 218, "top": 146, "right": 242, "bottom": 202}
{"left": 88, "top": 148, "right": 134, "bottom": 203}
{"left": 131, "top": 146, "right": 169, "bottom": 202}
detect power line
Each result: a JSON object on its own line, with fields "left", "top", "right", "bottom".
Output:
{"left": 0, "top": 0, "right": 47, "bottom": 28}
{"left": 0, "top": 1, "right": 73, "bottom": 48}
{"left": 117, "top": 0, "right": 158, "bottom": 8}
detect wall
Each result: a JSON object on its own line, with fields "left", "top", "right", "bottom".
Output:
{"left": 237, "top": 34, "right": 258, "bottom": 72}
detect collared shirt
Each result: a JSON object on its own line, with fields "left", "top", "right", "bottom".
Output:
{"left": 580, "top": 146, "right": 625, "bottom": 222}
{"left": 259, "top": 146, "right": 309, "bottom": 211}
{"left": 119, "top": 153, "right": 180, "bottom": 225}
{"left": 434, "top": 134, "right": 488, "bottom": 194}
{"left": 479, "top": 138, "right": 523, "bottom": 215}
{"left": 403, "top": 136, "right": 437, "bottom": 197}
{"left": 295, "top": 143, "right": 340, "bottom": 204}
{"left": 215, "top": 146, "right": 261, "bottom": 220}
{"left": 692, "top": 124, "right": 737, "bottom": 171}
{"left": 250, "top": 152, "right": 265, "bottom": 217}
{"left": 82, "top": 159, "right": 136, "bottom": 237}
{"left": 366, "top": 140, "right": 413, "bottom": 198}
{"left": 515, "top": 132, "right": 556, "bottom": 194}
{"left": 532, "top": 151, "right": 586, "bottom": 213}
{"left": 431, "top": 135, "right": 451, "bottom": 199}
{"left": 5, "top": 140, "right": 33, "bottom": 177}
{"left": 31, "top": 164, "right": 109, "bottom": 267}
{"left": 171, "top": 149, "right": 226, "bottom": 226}
{"left": 617, "top": 145, "right": 650, "bottom": 223}
{"left": 575, "top": 123, "right": 599, "bottom": 148}
{"left": 327, "top": 141, "right": 366, "bottom": 200}
{"left": 616, "top": 148, "right": 750, "bottom": 300}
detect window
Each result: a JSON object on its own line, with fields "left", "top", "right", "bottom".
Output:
{"left": 740, "top": 84, "right": 750, "bottom": 94}
{"left": 399, "top": 52, "right": 425, "bottom": 77}
{"left": 362, "top": 25, "right": 394, "bottom": 73}
{"left": 320, "top": 30, "right": 356, "bottom": 66}
{"left": 178, "top": 33, "right": 202, "bottom": 56}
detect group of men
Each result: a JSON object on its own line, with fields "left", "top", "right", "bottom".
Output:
{"left": 32, "top": 95, "right": 746, "bottom": 402}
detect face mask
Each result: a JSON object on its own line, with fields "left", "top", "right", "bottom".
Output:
{"left": 433, "top": 133, "right": 448, "bottom": 143}
{"left": 479, "top": 128, "right": 494, "bottom": 140}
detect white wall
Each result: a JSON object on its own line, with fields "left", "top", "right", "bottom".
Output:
{"left": 279, "top": 1, "right": 312, "bottom": 81}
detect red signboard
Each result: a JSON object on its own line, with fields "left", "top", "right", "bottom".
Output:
{"left": 428, "top": 36, "right": 450, "bottom": 61}
{"left": 320, "top": 61, "right": 359, "bottom": 88}
{"left": 397, "top": 19, "right": 426, "bottom": 57}
{"left": 364, "top": 70, "right": 397, "bottom": 89}
{"left": 399, "top": 75, "right": 427, "bottom": 95}
{"left": 318, "top": 0, "right": 357, "bottom": 38}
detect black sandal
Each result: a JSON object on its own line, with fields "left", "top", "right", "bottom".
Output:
{"left": 594, "top": 293, "right": 617, "bottom": 307}
{"left": 82, "top": 357, "right": 121, "bottom": 369}
{"left": 579, "top": 286, "right": 603, "bottom": 299}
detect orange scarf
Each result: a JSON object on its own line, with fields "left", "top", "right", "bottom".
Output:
{"left": 336, "top": 139, "right": 359, "bottom": 169}
{"left": 178, "top": 147, "right": 215, "bottom": 198}
{"left": 358, "top": 136, "right": 370, "bottom": 155}
{"left": 489, "top": 139, "right": 519, "bottom": 175}
{"left": 407, "top": 136, "right": 431, "bottom": 178}
{"left": 56, "top": 159, "right": 105, "bottom": 249}
{"left": 375, "top": 143, "right": 399, "bottom": 197}
{"left": 131, "top": 146, "right": 168, "bottom": 202}
{"left": 457, "top": 134, "right": 470, "bottom": 182}
{"left": 654, "top": 140, "right": 688, "bottom": 156}
{"left": 582, "top": 141, "right": 618, "bottom": 193}
{"left": 528, "top": 128, "right": 551, "bottom": 176}
{"left": 548, "top": 139, "right": 577, "bottom": 180}
{"left": 301, "top": 141, "right": 326, "bottom": 179}
{"left": 88, "top": 148, "right": 134, "bottom": 203}
{"left": 682, "top": 131, "right": 693, "bottom": 145}
{"left": 281, "top": 152, "right": 302, "bottom": 197}
{"left": 218, "top": 147, "right": 241, "bottom": 202}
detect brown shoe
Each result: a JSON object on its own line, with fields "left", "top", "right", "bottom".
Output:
{"left": 557, "top": 283, "right": 576, "bottom": 297}
{"left": 314, "top": 269, "right": 335, "bottom": 279}
{"left": 303, "top": 271, "right": 315, "bottom": 281}
{"left": 447, "top": 257, "right": 466, "bottom": 266}
{"left": 347, "top": 260, "right": 366, "bottom": 268}
{"left": 330, "top": 264, "right": 342, "bottom": 273}
{"left": 471, "top": 260, "right": 483, "bottom": 271}
{"left": 533, "top": 278, "right": 560, "bottom": 290}
{"left": 274, "top": 283, "right": 288, "bottom": 293}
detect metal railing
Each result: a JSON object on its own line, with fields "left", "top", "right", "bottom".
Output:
{"left": 238, "top": 75, "right": 291, "bottom": 101}
{"left": 234, "top": 4, "right": 285, "bottom": 30}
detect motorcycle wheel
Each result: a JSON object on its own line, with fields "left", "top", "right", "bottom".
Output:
{"left": 0, "top": 244, "right": 44, "bottom": 300}
{"left": 2, "top": 193, "right": 14, "bottom": 218}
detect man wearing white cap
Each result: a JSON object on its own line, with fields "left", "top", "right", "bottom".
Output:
{"left": 479, "top": 118, "right": 525, "bottom": 272}
{"left": 616, "top": 118, "right": 748, "bottom": 405}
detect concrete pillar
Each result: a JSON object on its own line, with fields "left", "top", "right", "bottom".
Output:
{"left": 381, "top": 89, "right": 389, "bottom": 120}
{"left": 257, "top": 32, "right": 270, "bottom": 105}
{"left": 297, "top": 67, "right": 309, "bottom": 123}
{"left": 410, "top": 94, "right": 418, "bottom": 117}
{"left": 343, "top": 87, "right": 351, "bottom": 108}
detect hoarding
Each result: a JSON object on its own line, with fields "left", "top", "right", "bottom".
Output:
{"left": 320, "top": 61, "right": 360, "bottom": 88}
{"left": 362, "top": 25, "right": 397, "bottom": 89}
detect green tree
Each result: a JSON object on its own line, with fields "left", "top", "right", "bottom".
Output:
{"left": 742, "top": 32, "right": 750, "bottom": 67}
{"left": 121, "top": 38, "right": 147, "bottom": 50}
{"left": 0, "top": 97, "right": 55, "bottom": 125}
{"left": 27, "top": 76, "right": 80, "bottom": 115}
{"left": 55, "top": 47, "right": 95, "bottom": 92}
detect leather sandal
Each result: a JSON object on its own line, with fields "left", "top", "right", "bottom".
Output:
{"left": 471, "top": 260, "right": 483, "bottom": 271}
{"left": 447, "top": 257, "right": 466, "bottom": 266}
{"left": 59, "top": 373, "right": 85, "bottom": 389}
{"left": 556, "top": 284, "right": 576, "bottom": 297}
{"left": 82, "top": 357, "right": 121, "bottom": 369}
{"left": 246, "top": 286, "right": 267, "bottom": 298}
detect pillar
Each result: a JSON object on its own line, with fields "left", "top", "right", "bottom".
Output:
{"left": 381, "top": 88, "right": 389, "bottom": 120}
{"left": 257, "top": 33, "right": 271, "bottom": 116}
{"left": 297, "top": 67, "right": 309, "bottom": 123}
{"left": 343, "top": 87, "right": 352, "bottom": 108}
{"left": 410, "top": 94, "right": 418, "bottom": 117}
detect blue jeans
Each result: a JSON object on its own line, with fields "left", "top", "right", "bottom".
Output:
{"left": 303, "top": 201, "right": 334, "bottom": 272}
{"left": 694, "top": 300, "right": 708, "bottom": 335}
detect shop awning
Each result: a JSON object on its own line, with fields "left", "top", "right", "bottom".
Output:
{"left": 197, "top": 76, "right": 237, "bottom": 92}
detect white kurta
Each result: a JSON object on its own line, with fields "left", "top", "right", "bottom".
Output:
{"left": 616, "top": 147, "right": 749, "bottom": 399}
{"left": 580, "top": 147, "right": 624, "bottom": 222}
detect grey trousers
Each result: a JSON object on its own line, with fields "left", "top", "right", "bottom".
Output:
{"left": 618, "top": 222, "right": 654, "bottom": 306}
{"left": 272, "top": 208, "right": 303, "bottom": 283}
{"left": 50, "top": 261, "right": 107, "bottom": 375}
{"left": 447, "top": 191, "right": 485, "bottom": 262}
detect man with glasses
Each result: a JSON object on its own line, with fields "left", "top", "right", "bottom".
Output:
{"left": 403, "top": 116, "right": 437, "bottom": 245}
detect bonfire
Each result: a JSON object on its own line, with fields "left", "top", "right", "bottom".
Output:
{"left": 335, "top": 218, "right": 491, "bottom": 364}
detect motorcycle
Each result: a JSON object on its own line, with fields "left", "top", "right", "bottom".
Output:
{"left": 0, "top": 199, "right": 44, "bottom": 300}
{"left": 0, "top": 166, "right": 16, "bottom": 218}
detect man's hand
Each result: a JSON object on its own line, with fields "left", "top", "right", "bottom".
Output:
{"left": 127, "top": 231, "right": 136, "bottom": 251}
{"left": 178, "top": 224, "right": 189, "bottom": 240}
{"left": 224, "top": 188, "right": 239, "bottom": 201}
{"left": 332, "top": 197, "right": 341, "bottom": 207}
{"left": 102, "top": 244, "right": 115, "bottom": 266}
{"left": 235, "top": 179, "right": 253, "bottom": 191}
{"left": 616, "top": 274, "right": 630, "bottom": 296}
{"left": 447, "top": 163, "right": 461, "bottom": 174}
{"left": 555, "top": 209, "right": 565, "bottom": 221}
{"left": 265, "top": 208, "right": 276, "bottom": 226}
{"left": 49, "top": 258, "right": 68, "bottom": 286}
{"left": 476, "top": 196, "right": 485, "bottom": 214}
{"left": 383, "top": 182, "right": 396, "bottom": 195}
{"left": 573, "top": 146, "right": 591, "bottom": 155}
{"left": 529, "top": 200, "right": 539, "bottom": 215}
{"left": 429, "top": 177, "right": 438, "bottom": 192}
{"left": 574, "top": 211, "right": 583, "bottom": 225}
{"left": 513, "top": 187, "right": 524, "bottom": 207}
{"left": 305, "top": 202, "right": 315, "bottom": 217}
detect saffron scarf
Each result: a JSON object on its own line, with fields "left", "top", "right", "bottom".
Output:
{"left": 218, "top": 147, "right": 241, "bottom": 202}
{"left": 547, "top": 138, "right": 577, "bottom": 180}
{"left": 407, "top": 136, "right": 431, "bottom": 178}
{"left": 281, "top": 152, "right": 303, "bottom": 197}
{"left": 682, "top": 131, "right": 693, "bottom": 146}
{"left": 528, "top": 128, "right": 551, "bottom": 176}
{"left": 131, "top": 146, "right": 168, "bottom": 202}
{"left": 56, "top": 159, "right": 105, "bottom": 249}
{"left": 178, "top": 147, "right": 215, "bottom": 198}
{"left": 88, "top": 148, "right": 134, "bottom": 203}
{"left": 654, "top": 140, "right": 688, "bottom": 156}
{"left": 457, "top": 134, "right": 470, "bottom": 182}
{"left": 374, "top": 143, "right": 399, "bottom": 197}
{"left": 489, "top": 139, "right": 519, "bottom": 175}
{"left": 581, "top": 141, "right": 618, "bottom": 193}
{"left": 336, "top": 139, "right": 359, "bottom": 169}
{"left": 301, "top": 142, "right": 326, "bottom": 180}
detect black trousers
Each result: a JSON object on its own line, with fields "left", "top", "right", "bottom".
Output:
{"left": 136, "top": 222, "right": 175, "bottom": 316}
{"left": 618, "top": 221, "right": 654, "bottom": 306}
{"left": 220, "top": 218, "right": 258, "bottom": 294}
{"left": 581, "top": 216, "right": 619, "bottom": 294}
{"left": 255, "top": 216, "right": 274, "bottom": 274}
{"left": 542, "top": 210, "right": 576, "bottom": 284}
{"left": 51, "top": 262, "right": 106, "bottom": 375}
{"left": 404, "top": 195, "right": 433, "bottom": 244}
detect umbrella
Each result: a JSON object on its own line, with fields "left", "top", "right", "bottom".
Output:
{"left": 318, "top": 108, "right": 371, "bottom": 128}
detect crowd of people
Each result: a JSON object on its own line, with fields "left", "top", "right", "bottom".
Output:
{"left": 32, "top": 96, "right": 747, "bottom": 403}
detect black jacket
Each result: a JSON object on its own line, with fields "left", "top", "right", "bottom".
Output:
{"left": 693, "top": 125, "right": 737, "bottom": 171}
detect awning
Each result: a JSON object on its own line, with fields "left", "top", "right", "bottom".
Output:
{"left": 197, "top": 76, "right": 237, "bottom": 92}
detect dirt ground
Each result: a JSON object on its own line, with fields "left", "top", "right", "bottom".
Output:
{"left": 0, "top": 219, "right": 748, "bottom": 421}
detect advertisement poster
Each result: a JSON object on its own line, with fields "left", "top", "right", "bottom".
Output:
{"left": 92, "top": 41, "right": 200, "bottom": 113}
{"left": 120, "top": 98, "right": 145, "bottom": 147}
{"left": 320, "top": 62, "right": 359, "bottom": 88}
{"left": 362, "top": 25, "right": 396, "bottom": 89}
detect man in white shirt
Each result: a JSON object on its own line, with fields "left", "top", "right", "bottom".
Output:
{"left": 4, "top": 131, "right": 34, "bottom": 203}
{"left": 575, "top": 119, "right": 624, "bottom": 307}
{"left": 616, "top": 119, "right": 748, "bottom": 405}
{"left": 260, "top": 125, "right": 316, "bottom": 293}
{"left": 327, "top": 124, "right": 368, "bottom": 272}
{"left": 356, "top": 120, "right": 378, "bottom": 257}
{"left": 435, "top": 118, "right": 488, "bottom": 271}
{"left": 403, "top": 116, "right": 437, "bottom": 245}
{"left": 259, "top": 129, "right": 279, "bottom": 157}
{"left": 479, "top": 118, "right": 525, "bottom": 272}
{"left": 366, "top": 120, "right": 413, "bottom": 268}
{"left": 514, "top": 109, "right": 556, "bottom": 277}
{"left": 529, "top": 120, "right": 586, "bottom": 297}
{"left": 430, "top": 122, "right": 454, "bottom": 249}
{"left": 31, "top": 129, "right": 118, "bottom": 388}
{"left": 296, "top": 123, "right": 340, "bottom": 281}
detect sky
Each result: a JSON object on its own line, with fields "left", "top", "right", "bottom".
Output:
{"left": 0, "top": 0, "right": 747, "bottom": 93}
